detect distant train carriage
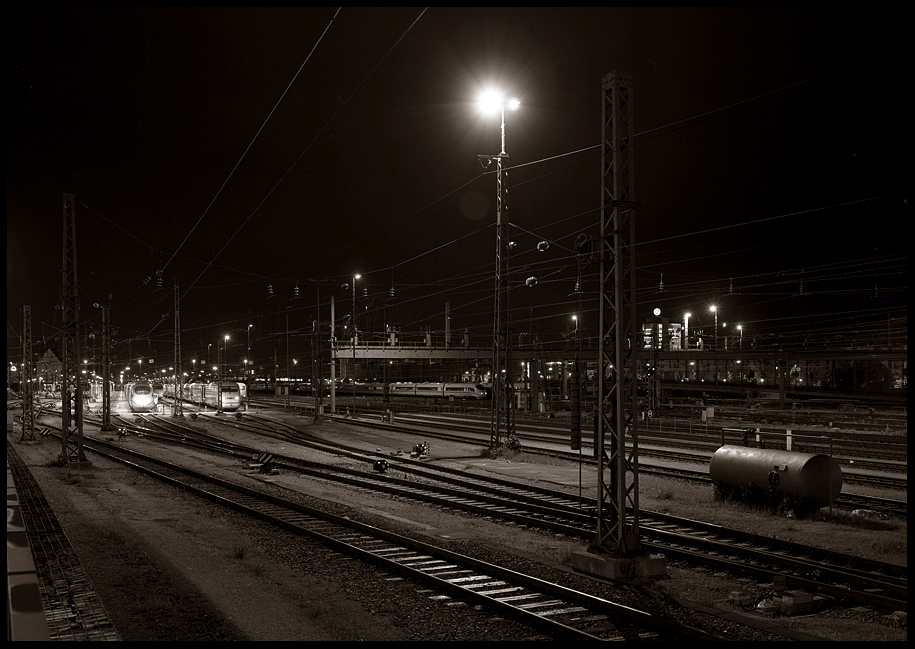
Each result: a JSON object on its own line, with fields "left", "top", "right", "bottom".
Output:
{"left": 180, "top": 381, "right": 245, "bottom": 411}
{"left": 443, "top": 383, "right": 488, "bottom": 399}
{"left": 126, "top": 380, "right": 157, "bottom": 413}
{"left": 383, "top": 382, "right": 488, "bottom": 399}
{"left": 210, "top": 382, "right": 243, "bottom": 411}
{"left": 390, "top": 382, "right": 418, "bottom": 395}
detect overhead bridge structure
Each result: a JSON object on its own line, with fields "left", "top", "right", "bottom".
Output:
{"left": 332, "top": 341, "right": 904, "bottom": 363}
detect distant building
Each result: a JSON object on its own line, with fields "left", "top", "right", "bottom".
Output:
{"left": 641, "top": 318, "right": 682, "bottom": 351}
{"left": 36, "top": 349, "right": 62, "bottom": 392}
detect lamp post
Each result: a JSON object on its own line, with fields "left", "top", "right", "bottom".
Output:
{"left": 710, "top": 306, "right": 718, "bottom": 404}
{"left": 478, "top": 89, "right": 520, "bottom": 448}
{"left": 246, "top": 324, "right": 253, "bottom": 385}
{"left": 309, "top": 278, "right": 331, "bottom": 422}
{"left": 352, "top": 273, "right": 361, "bottom": 416}
{"left": 710, "top": 305, "right": 718, "bottom": 350}
{"left": 218, "top": 335, "right": 229, "bottom": 413}
{"left": 684, "top": 312, "right": 691, "bottom": 350}
{"left": 737, "top": 325, "right": 743, "bottom": 349}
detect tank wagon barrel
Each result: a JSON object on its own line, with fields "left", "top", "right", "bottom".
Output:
{"left": 709, "top": 445, "right": 843, "bottom": 508}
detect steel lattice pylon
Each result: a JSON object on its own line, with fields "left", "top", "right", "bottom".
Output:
{"left": 595, "top": 71, "right": 642, "bottom": 555}
{"left": 173, "top": 281, "right": 184, "bottom": 417}
{"left": 489, "top": 150, "right": 516, "bottom": 447}
{"left": 20, "top": 305, "right": 36, "bottom": 441}
{"left": 60, "top": 193, "right": 86, "bottom": 464}
{"left": 98, "top": 297, "right": 114, "bottom": 431}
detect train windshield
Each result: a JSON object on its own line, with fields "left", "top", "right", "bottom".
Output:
{"left": 134, "top": 386, "right": 151, "bottom": 394}
{"left": 221, "top": 385, "right": 239, "bottom": 393}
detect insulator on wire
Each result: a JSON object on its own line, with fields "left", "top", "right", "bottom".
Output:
{"left": 156, "top": 275, "right": 163, "bottom": 289}
{"left": 293, "top": 283, "right": 299, "bottom": 299}
{"left": 573, "top": 280, "right": 581, "bottom": 294}
{"left": 389, "top": 286, "right": 395, "bottom": 298}
{"left": 267, "top": 282, "right": 274, "bottom": 298}
{"left": 363, "top": 287, "right": 368, "bottom": 298}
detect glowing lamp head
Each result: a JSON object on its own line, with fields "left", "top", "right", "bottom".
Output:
{"left": 478, "top": 90, "right": 501, "bottom": 114}
{"left": 478, "top": 90, "right": 519, "bottom": 114}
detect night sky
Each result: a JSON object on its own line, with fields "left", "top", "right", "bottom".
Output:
{"left": 7, "top": 8, "right": 908, "bottom": 375}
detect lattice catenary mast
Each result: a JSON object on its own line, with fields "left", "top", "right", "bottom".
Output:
{"left": 60, "top": 193, "right": 87, "bottom": 465}
{"left": 595, "top": 71, "right": 642, "bottom": 555}
{"left": 20, "top": 305, "right": 35, "bottom": 441}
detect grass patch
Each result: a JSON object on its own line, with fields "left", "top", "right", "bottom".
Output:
{"left": 654, "top": 487, "right": 675, "bottom": 501}
{"left": 822, "top": 509, "right": 900, "bottom": 531}
{"left": 231, "top": 542, "right": 251, "bottom": 559}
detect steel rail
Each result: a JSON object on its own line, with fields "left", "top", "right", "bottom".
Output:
{"left": 36, "top": 427, "right": 723, "bottom": 641}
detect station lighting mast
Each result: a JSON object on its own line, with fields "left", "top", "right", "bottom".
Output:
{"left": 478, "top": 90, "right": 520, "bottom": 448}
{"left": 60, "top": 193, "right": 87, "bottom": 466}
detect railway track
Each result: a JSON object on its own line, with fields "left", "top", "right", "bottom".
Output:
{"left": 75, "top": 411, "right": 908, "bottom": 612}
{"left": 321, "top": 413, "right": 907, "bottom": 514}
{"left": 31, "top": 424, "right": 722, "bottom": 641}
{"left": 250, "top": 394, "right": 907, "bottom": 464}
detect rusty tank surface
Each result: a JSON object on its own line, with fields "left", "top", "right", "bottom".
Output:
{"left": 709, "top": 444, "right": 843, "bottom": 507}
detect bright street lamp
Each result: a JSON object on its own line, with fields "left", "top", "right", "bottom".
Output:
{"left": 709, "top": 306, "right": 718, "bottom": 350}
{"left": 709, "top": 306, "right": 719, "bottom": 403}
{"left": 478, "top": 88, "right": 520, "bottom": 448}
{"left": 684, "top": 313, "right": 691, "bottom": 350}
{"left": 218, "top": 335, "right": 229, "bottom": 413}
{"left": 352, "top": 273, "right": 361, "bottom": 415}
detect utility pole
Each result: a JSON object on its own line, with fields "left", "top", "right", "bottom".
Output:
{"left": 20, "top": 305, "right": 35, "bottom": 441}
{"left": 60, "top": 193, "right": 87, "bottom": 467}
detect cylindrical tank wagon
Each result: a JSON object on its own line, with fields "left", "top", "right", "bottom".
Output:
{"left": 709, "top": 445, "right": 843, "bottom": 510}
